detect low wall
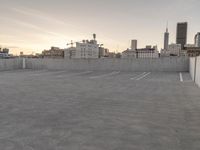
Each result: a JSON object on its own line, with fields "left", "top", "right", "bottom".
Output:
{"left": 25, "top": 57, "right": 189, "bottom": 72}
{"left": 190, "top": 57, "right": 195, "bottom": 81}
{"left": 0, "top": 58, "right": 23, "bottom": 71}
{"left": 190, "top": 56, "right": 200, "bottom": 87}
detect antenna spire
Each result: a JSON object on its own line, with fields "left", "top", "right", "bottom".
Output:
{"left": 166, "top": 21, "right": 168, "bottom": 32}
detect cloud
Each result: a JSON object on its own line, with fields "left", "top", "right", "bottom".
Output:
{"left": 0, "top": 44, "right": 19, "bottom": 49}
{"left": 9, "top": 6, "right": 88, "bottom": 39}
{"left": 11, "top": 7, "right": 66, "bottom": 25}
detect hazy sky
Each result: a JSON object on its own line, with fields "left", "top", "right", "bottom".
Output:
{"left": 0, "top": 0, "right": 200, "bottom": 54}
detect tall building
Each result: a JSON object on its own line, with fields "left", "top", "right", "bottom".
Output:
{"left": 131, "top": 40, "right": 137, "bottom": 50}
{"left": 195, "top": 32, "right": 200, "bottom": 47}
{"left": 164, "top": 27, "right": 169, "bottom": 50}
{"left": 176, "top": 22, "right": 188, "bottom": 49}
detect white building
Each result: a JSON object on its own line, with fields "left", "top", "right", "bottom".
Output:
{"left": 122, "top": 49, "right": 136, "bottom": 58}
{"left": 137, "top": 48, "right": 159, "bottom": 58}
{"left": 161, "top": 49, "right": 170, "bottom": 57}
{"left": 65, "top": 34, "right": 102, "bottom": 59}
{"left": 122, "top": 45, "right": 159, "bottom": 59}
{"left": 75, "top": 40, "right": 99, "bottom": 59}
{"left": 64, "top": 47, "right": 76, "bottom": 59}
{"left": 168, "top": 43, "right": 182, "bottom": 56}
{"left": 161, "top": 43, "right": 187, "bottom": 57}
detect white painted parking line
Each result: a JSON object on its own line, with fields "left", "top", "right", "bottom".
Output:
{"left": 130, "top": 72, "right": 146, "bottom": 80}
{"left": 90, "top": 71, "right": 120, "bottom": 79}
{"left": 31, "top": 71, "right": 67, "bottom": 76}
{"left": 135, "top": 72, "right": 151, "bottom": 80}
{"left": 56, "top": 71, "right": 93, "bottom": 78}
{"left": 183, "top": 80, "right": 193, "bottom": 83}
{"left": 179, "top": 72, "right": 183, "bottom": 82}
{"left": 31, "top": 73, "right": 45, "bottom": 76}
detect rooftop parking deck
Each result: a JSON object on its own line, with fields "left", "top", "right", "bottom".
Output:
{"left": 0, "top": 70, "right": 200, "bottom": 150}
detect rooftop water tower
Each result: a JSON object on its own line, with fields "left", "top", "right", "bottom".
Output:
{"left": 93, "top": 34, "right": 96, "bottom": 40}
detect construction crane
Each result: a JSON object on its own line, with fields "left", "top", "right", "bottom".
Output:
{"left": 67, "top": 40, "right": 83, "bottom": 48}
{"left": 66, "top": 40, "right": 75, "bottom": 48}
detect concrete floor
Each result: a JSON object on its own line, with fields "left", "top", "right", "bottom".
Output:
{"left": 0, "top": 70, "right": 200, "bottom": 150}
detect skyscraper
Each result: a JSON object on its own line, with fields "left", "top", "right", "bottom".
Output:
{"left": 131, "top": 40, "right": 137, "bottom": 50}
{"left": 164, "top": 27, "right": 169, "bottom": 50}
{"left": 176, "top": 22, "right": 188, "bottom": 49}
{"left": 195, "top": 32, "right": 200, "bottom": 47}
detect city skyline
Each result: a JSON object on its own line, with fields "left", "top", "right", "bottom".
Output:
{"left": 0, "top": 0, "right": 200, "bottom": 55}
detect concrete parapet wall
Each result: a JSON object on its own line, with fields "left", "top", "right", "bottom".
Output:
{"left": 190, "top": 57, "right": 195, "bottom": 81}
{"left": 0, "top": 59, "right": 23, "bottom": 71}
{"left": 196, "top": 58, "right": 200, "bottom": 87}
{"left": 25, "top": 57, "right": 189, "bottom": 72}
{"left": 190, "top": 56, "right": 200, "bottom": 87}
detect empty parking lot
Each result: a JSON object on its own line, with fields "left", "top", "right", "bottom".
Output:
{"left": 0, "top": 70, "right": 200, "bottom": 150}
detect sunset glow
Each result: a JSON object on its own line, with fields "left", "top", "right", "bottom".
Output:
{"left": 1, "top": 0, "right": 200, "bottom": 54}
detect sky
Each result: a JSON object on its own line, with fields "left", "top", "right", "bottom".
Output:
{"left": 0, "top": 0, "right": 200, "bottom": 55}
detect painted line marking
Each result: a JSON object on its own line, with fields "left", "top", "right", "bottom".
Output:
{"left": 56, "top": 71, "right": 93, "bottom": 78}
{"left": 179, "top": 72, "right": 183, "bottom": 82}
{"left": 31, "top": 71, "right": 67, "bottom": 76}
{"left": 183, "top": 80, "right": 193, "bottom": 83}
{"left": 90, "top": 71, "right": 120, "bottom": 79}
{"left": 31, "top": 73, "right": 48, "bottom": 76}
{"left": 135, "top": 72, "right": 151, "bottom": 80}
{"left": 130, "top": 72, "right": 146, "bottom": 80}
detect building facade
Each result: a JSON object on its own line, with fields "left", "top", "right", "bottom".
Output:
{"left": 75, "top": 40, "right": 99, "bottom": 59}
{"left": 42, "top": 47, "right": 64, "bottom": 58}
{"left": 185, "top": 47, "right": 200, "bottom": 57}
{"left": 131, "top": 40, "right": 137, "bottom": 50}
{"left": 99, "top": 47, "right": 109, "bottom": 58}
{"left": 160, "top": 49, "right": 170, "bottom": 57}
{"left": 176, "top": 22, "right": 187, "bottom": 49}
{"left": 185, "top": 44, "right": 195, "bottom": 48}
{"left": 64, "top": 47, "right": 76, "bottom": 59}
{"left": 122, "top": 49, "right": 136, "bottom": 58}
{"left": 195, "top": 32, "right": 200, "bottom": 47}
{"left": 168, "top": 43, "right": 182, "bottom": 56}
{"left": 64, "top": 34, "right": 113, "bottom": 59}
{"left": 122, "top": 45, "right": 159, "bottom": 58}
{"left": 137, "top": 46, "right": 159, "bottom": 58}
{"left": 0, "top": 48, "right": 10, "bottom": 58}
